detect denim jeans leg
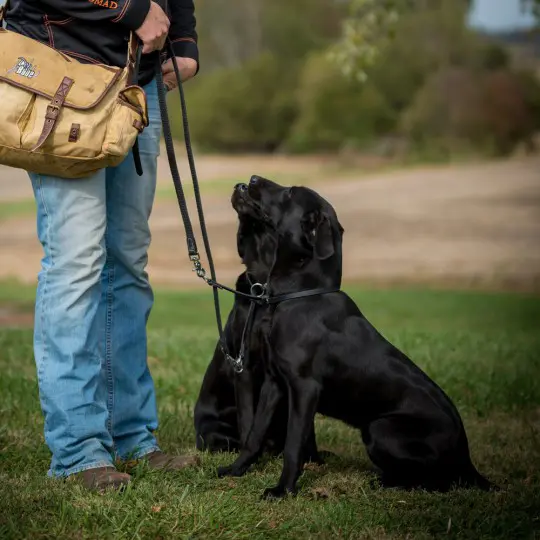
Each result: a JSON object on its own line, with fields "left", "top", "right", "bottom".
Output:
{"left": 30, "top": 170, "right": 114, "bottom": 477}
{"left": 104, "top": 80, "right": 162, "bottom": 460}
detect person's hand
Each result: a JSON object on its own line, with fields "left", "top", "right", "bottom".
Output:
{"left": 162, "top": 57, "right": 198, "bottom": 90}
{"left": 135, "top": 1, "right": 170, "bottom": 54}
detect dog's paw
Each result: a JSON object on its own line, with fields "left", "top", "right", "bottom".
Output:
{"left": 217, "top": 465, "right": 235, "bottom": 478}
{"left": 217, "top": 464, "right": 246, "bottom": 478}
{"left": 262, "top": 485, "right": 296, "bottom": 500}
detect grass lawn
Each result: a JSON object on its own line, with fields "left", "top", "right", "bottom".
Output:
{"left": 0, "top": 282, "right": 539, "bottom": 539}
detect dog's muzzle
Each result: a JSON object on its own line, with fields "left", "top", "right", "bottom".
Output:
{"left": 235, "top": 183, "right": 249, "bottom": 193}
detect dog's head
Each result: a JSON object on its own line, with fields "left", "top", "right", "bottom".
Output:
{"left": 231, "top": 176, "right": 344, "bottom": 288}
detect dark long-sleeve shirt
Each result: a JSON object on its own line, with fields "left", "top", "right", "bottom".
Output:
{"left": 5, "top": 0, "right": 198, "bottom": 85}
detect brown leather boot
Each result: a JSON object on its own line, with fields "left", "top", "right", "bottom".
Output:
{"left": 129, "top": 451, "right": 200, "bottom": 472}
{"left": 72, "top": 466, "right": 131, "bottom": 492}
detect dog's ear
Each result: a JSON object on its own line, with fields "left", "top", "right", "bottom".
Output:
{"left": 303, "top": 211, "right": 335, "bottom": 260}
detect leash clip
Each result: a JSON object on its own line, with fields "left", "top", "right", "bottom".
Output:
{"left": 190, "top": 253, "right": 210, "bottom": 283}
{"left": 226, "top": 353, "right": 244, "bottom": 374}
{"left": 220, "top": 344, "right": 244, "bottom": 374}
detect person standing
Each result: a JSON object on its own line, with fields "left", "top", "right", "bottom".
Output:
{"left": 5, "top": 0, "right": 200, "bottom": 491}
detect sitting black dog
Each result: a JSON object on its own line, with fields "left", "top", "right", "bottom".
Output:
{"left": 194, "top": 176, "right": 492, "bottom": 498}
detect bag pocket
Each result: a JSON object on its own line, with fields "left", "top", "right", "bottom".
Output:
{"left": 0, "top": 82, "right": 35, "bottom": 148}
{"left": 20, "top": 94, "right": 113, "bottom": 158}
{"left": 102, "top": 85, "right": 148, "bottom": 157}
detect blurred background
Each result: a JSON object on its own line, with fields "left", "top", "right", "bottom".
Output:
{"left": 1, "top": 4, "right": 540, "bottom": 536}
{"left": 0, "top": 0, "right": 539, "bottom": 295}
{"left": 176, "top": 0, "right": 539, "bottom": 158}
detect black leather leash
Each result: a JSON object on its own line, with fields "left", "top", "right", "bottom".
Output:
{"left": 153, "top": 40, "right": 339, "bottom": 373}
{"left": 131, "top": 43, "right": 144, "bottom": 177}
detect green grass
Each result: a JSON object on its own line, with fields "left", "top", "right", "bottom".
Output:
{"left": 1, "top": 281, "right": 539, "bottom": 539}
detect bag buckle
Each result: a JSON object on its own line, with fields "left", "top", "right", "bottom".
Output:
{"left": 45, "top": 104, "right": 60, "bottom": 121}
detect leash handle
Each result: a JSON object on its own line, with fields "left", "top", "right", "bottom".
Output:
{"left": 155, "top": 43, "right": 227, "bottom": 350}
{"left": 155, "top": 49, "right": 198, "bottom": 257}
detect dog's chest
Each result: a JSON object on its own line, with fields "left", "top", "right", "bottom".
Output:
{"left": 246, "top": 306, "right": 275, "bottom": 371}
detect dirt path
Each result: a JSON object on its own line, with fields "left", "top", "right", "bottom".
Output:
{"left": 1, "top": 155, "right": 539, "bottom": 291}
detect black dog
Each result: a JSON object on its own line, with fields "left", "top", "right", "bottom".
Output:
{"left": 194, "top": 176, "right": 492, "bottom": 498}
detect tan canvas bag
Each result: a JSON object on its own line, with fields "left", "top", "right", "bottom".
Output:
{"left": 0, "top": 7, "right": 148, "bottom": 179}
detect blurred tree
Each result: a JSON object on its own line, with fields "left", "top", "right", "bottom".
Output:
{"left": 522, "top": 0, "right": 540, "bottom": 20}
{"left": 172, "top": 0, "right": 539, "bottom": 158}
{"left": 172, "top": 0, "right": 344, "bottom": 147}
{"left": 401, "top": 67, "right": 539, "bottom": 158}
{"left": 366, "top": 2, "right": 472, "bottom": 112}
{"left": 286, "top": 51, "right": 394, "bottom": 152}
{"left": 193, "top": 0, "right": 264, "bottom": 69}
{"left": 330, "top": 0, "right": 539, "bottom": 80}
{"left": 365, "top": 1, "right": 510, "bottom": 115}
{"left": 180, "top": 54, "right": 297, "bottom": 152}
{"left": 194, "top": 0, "right": 344, "bottom": 72}
{"left": 329, "top": 0, "right": 406, "bottom": 81}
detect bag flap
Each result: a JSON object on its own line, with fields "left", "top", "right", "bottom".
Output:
{"left": 0, "top": 29, "right": 123, "bottom": 110}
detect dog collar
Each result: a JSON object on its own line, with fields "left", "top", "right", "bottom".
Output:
{"left": 224, "top": 284, "right": 340, "bottom": 374}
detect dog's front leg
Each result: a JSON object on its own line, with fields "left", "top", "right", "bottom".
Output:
{"left": 217, "top": 376, "right": 282, "bottom": 478}
{"left": 263, "top": 379, "right": 320, "bottom": 499}
{"left": 303, "top": 425, "right": 323, "bottom": 464}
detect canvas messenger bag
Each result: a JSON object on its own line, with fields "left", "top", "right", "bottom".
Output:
{"left": 0, "top": 6, "right": 148, "bottom": 179}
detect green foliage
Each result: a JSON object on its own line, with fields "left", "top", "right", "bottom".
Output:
{"left": 180, "top": 54, "right": 298, "bottom": 152}
{"left": 286, "top": 52, "right": 394, "bottom": 152}
{"left": 173, "top": 0, "right": 539, "bottom": 159}
{"left": 328, "top": 0, "right": 404, "bottom": 82}
{"left": 330, "top": 0, "right": 472, "bottom": 81}
{"left": 364, "top": 3, "right": 475, "bottom": 117}
{"left": 401, "top": 67, "right": 540, "bottom": 158}
{"left": 259, "top": 0, "right": 345, "bottom": 62}
{"left": 193, "top": 0, "right": 344, "bottom": 72}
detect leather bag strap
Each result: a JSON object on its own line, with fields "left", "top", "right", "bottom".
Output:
{"left": 30, "top": 76, "right": 74, "bottom": 153}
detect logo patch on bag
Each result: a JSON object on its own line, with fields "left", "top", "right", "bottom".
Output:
{"left": 7, "top": 57, "right": 39, "bottom": 79}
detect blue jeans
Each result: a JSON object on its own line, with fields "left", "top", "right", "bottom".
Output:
{"left": 30, "top": 80, "right": 162, "bottom": 477}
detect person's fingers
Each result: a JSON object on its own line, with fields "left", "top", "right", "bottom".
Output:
{"left": 157, "top": 36, "right": 167, "bottom": 52}
{"left": 135, "top": 1, "right": 170, "bottom": 54}
{"left": 163, "top": 72, "right": 177, "bottom": 91}
{"left": 161, "top": 58, "right": 197, "bottom": 86}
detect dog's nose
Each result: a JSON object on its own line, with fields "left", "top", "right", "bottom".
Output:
{"left": 249, "top": 175, "right": 259, "bottom": 186}
{"left": 235, "top": 183, "right": 248, "bottom": 192}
